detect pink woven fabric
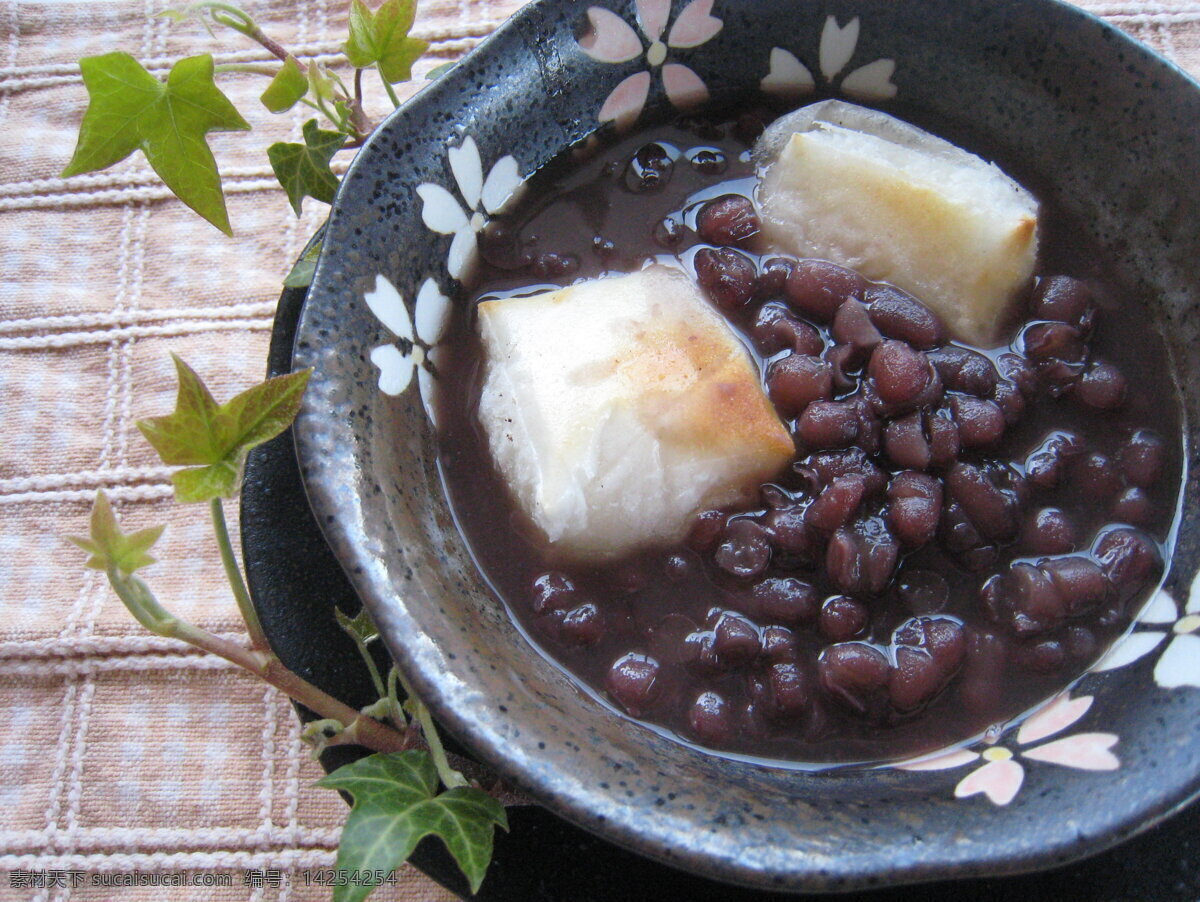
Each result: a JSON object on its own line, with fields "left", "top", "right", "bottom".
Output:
{"left": 0, "top": 1, "right": 1195, "bottom": 899}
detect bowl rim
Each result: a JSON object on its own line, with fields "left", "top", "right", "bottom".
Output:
{"left": 292, "top": 0, "right": 1200, "bottom": 890}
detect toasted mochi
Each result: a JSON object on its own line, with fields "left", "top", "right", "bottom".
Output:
{"left": 755, "top": 100, "right": 1039, "bottom": 347}
{"left": 477, "top": 265, "right": 793, "bottom": 560}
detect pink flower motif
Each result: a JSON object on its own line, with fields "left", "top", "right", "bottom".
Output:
{"left": 1091, "top": 586, "right": 1200, "bottom": 689}
{"left": 578, "top": 0, "right": 723, "bottom": 130}
{"left": 761, "top": 16, "right": 897, "bottom": 102}
{"left": 895, "top": 692, "right": 1119, "bottom": 807}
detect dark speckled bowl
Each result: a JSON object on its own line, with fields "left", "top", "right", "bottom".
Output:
{"left": 292, "top": 0, "right": 1200, "bottom": 891}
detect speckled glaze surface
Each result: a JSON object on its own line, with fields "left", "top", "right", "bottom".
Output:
{"left": 292, "top": 0, "right": 1200, "bottom": 891}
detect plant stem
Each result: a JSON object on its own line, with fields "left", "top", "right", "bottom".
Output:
{"left": 205, "top": 3, "right": 290, "bottom": 61}
{"left": 379, "top": 68, "right": 402, "bottom": 109}
{"left": 211, "top": 498, "right": 268, "bottom": 651}
{"left": 108, "top": 567, "right": 409, "bottom": 754}
{"left": 393, "top": 666, "right": 467, "bottom": 788}
{"left": 349, "top": 631, "right": 387, "bottom": 701}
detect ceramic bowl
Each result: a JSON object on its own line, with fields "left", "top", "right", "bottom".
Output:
{"left": 292, "top": 0, "right": 1200, "bottom": 890}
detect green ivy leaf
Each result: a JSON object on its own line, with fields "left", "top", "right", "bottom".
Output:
{"left": 283, "top": 239, "right": 323, "bottom": 288}
{"left": 67, "top": 491, "right": 165, "bottom": 576}
{"left": 261, "top": 55, "right": 308, "bottom": 113}
{"left": 335, "top": 606, "right": 380, "bottom": 644}
{"left": 136, "top": 355, "right": 311, "bottom": 503}
{"left": 61, "top": 53, "right": 250, "bottom": 235}
{"left": 343, "top": 0, "right": 430, "bottom": 84}
{"left": 425, "top": 61, "right": 455, "bottom": 80}
{"left": 319, "top": 751, "right": 507, "bottom": 900}
{"left": 267, "top": 119, "right": 343, "bottom": 215}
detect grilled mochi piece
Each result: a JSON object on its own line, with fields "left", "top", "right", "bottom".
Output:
{"left": 754, "top": 100, "right": 1039, "bottom": 348}
{"left": 477, "top": 265, "right": 793, "bottom": 560}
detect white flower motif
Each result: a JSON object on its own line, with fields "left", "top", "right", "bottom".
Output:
{"left": 1091, "top": 581, "right": 1200, "bottom": 689}
{"left": 364, "top": 274, "right": 451, "bottom": 426}
{"left": 578, "top": 0, "right": 723, "bottom": 130}
{"left": 761, "top": 16, "right": 897, "bottom": 102}
{"left": 897, "top": 693, "right": 1118, "bottom": 806}
{"left": 416, "top": 136, "right": 523, "bottom": 283}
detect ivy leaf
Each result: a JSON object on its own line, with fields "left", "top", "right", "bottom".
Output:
{"left": 136, "top": 355, "right": 311, "bottom": 503}
{"left": 67, "top": 491, "right": 165, "bottom": 576}
{"left": 261, "top": 55, "right": 308, "bottom": 112}
{"left": 319, "top": 751, "right": 507, "bottom": 900}
{"left": 425, "top": 61, "right": 455, "bottom": 80}
{"left": 61, "top": 53, "right": 250, "bottom": 235}
{"left": 343, "top": 0, "right": 430, "bottom": 84}
{"left": 335, "top": 606, "right": 380, "bottom": 644}
{"left": 283, "top": 238, "right": 323, "bottom": 288}
{"left": 268, "top": 119, "right": 343, "bottom": 215}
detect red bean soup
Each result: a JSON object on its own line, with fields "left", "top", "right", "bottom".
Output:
{"left": 434, "top": 108, "right": 1183, "bottom": 766}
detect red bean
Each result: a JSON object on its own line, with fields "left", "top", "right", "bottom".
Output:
{"left": 1040, "top": 556, "right": 1108, "bottom": 615}
{"left": 767, "top": 661, "right": 812, "bottom": 716}
{"left": 752, "top": 304, "right": 821, "bottom": 355}
{"left": 946, "top": 463, "right": 1018, "bottom": 542}
{"left": 762, "top": 506, "right": 819, "bottom": 562}
{"left": 1064, "top": 625, "right": 1098, "bottom": 660}
{"left": 889, "top": 618, "right": 966, "bottom": 711}
{"left": 1031, "top": 275, "right": 1094, "bottom": 327}
{"left": 999, "top": 353, "right": 1038, "bottom": 397}
{"left": 687, "top": 509, "right": 726, "bottom": 552}
{"left": 695, "top": 194, "right": 760, "bottom": 246}
{"left": 1111, "top": 486, "right": 1154, "bottom": 525}
{"left": 687, "top": 690, "right": 733, "bottom": 744}
{"left": 951, "top": 395, "right": 1005, "bottom": 447}
{"left": 1024, "top": 322, "right": 1086, "bottom": 363}
{"left": 713, "top": 613, "right": 761, "bottom": 665}
{"left": 559, "top": 602, "right": 606, "bottom": 645}
{"left": 1120, "top": 430, "right": 1166, "bottom": 488}
{"left": 927, "top": 346, "right": 998, "bottom": 397}
{"left": 694, "top": 246, "right": 757, "bottom": 309}
{"left": 606, "top": 653, "right": 661, "bottom": 715}
{"left": 941, "top": 500, "right": 984, "bottom": 554}
{"left": 797, "top": 400, "right": 859, "bottom": 448}
{"left": 761, "top": 626, "right": 799, "bottom": 663}
{"left": 826, "top": 521, "right": 899, "bottom": 595}
{"left": 898, "top": 570, "right": 949, "bottom": 614}
{"left": 884, "top": 412, "right": 931, "bottom": 469}
{"left": 653, "top": 216, "right": 687, "bottom": 249}
{"left": 927, "top": 411, "right": 961, "bottom": 467}
{"left": 825, "top": 343, "right": 861, "bottom": 392}
{"left": 1025, "top": 431, "right": 1084, "bottom": 489}
{"left": 756, "top": 257, "right": 795, "bottom": 298}
{"left": 767, "top": 354, "right": 833, "bottom": 416}
{"left": 1023, "top": 508, "right": 1077, "bottom": 555}
{"left": 1016, "top": 638, "right": 1066, "bottom": 673}
{"left": 864, "top": 284, "right": 943, "bottom": 349}
{"left": 784, "top": 259, "right": 864, "bottom": 321}
{"left": 752, "top": 577, "right": 819, "bottom": 624}
{"left": 832, "top": 298, "right": 883, "bottom": 350}
{"left": 1077, "top": 362, "right": 1127, "bottom": 410}
{"left": 982, "top": 562, "right": 1065, "bottom": 635}
{"left": 850, "top": 397, "right": 883, "bottom": 455}
{"left": 819, "top": 595, "right": 869, "bottom": 641}
{"left": 887, "top": 471, "right": 942, "bottom": 548}
{"left": 713, "top": 519, "right": 772, "bottom": 579}
{"left": 530, "top": 571, "right": 577, "bottom": 614}
{"left": 1071, "top": 452, "right": 1122, "bottom": 498}
{"left": 805, "top": 475, "right": 866, "bottom": 532}
{"left": 993, "top": 382, "right": 1026, "bottom": 425}
{"left": 818, "top": 643, "right": 891, "bottom": 715}
{"left": 869, "top": 340, "right": 931, "bottom": 404}
{"left": 1094, "top": 527, "right": 1161, "bottom": 597}
{"left": 801, "top": 449, "right": 888, "bottom": 498}
{"left": 625, "top": 141, "right": 674, "bottom": 193}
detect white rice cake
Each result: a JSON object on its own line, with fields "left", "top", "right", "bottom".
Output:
{"left": 755, "top": 100, "right": 1039, "bottom": 347}
{"left": 477, "top": 265, "right": 793, "bottom": 560}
